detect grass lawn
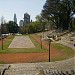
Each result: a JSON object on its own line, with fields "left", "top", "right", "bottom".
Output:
{"left": 51, "top": 43, "right": 75, "bottom": 61}
{"left": 0, "top": 34, "right": 75, "bottom": 63}
{"left": 34, "top": 34, "right": 75, "bottom": 61}
{"left": 0, "top": 35, "right": 47, "bottom": 54}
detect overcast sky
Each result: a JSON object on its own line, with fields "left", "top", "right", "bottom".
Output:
{"left": 0, "top": 0, "right": 46, "bottom": 24}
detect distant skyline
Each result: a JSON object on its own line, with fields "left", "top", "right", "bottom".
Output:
{"left": 0, "top": 0, "right": 46, "bottom": 24}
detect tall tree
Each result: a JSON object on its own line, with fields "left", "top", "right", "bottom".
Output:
{"left": 0, "top": 16, "right": 8, "bottom": 34}
{"left": 41, "top": 0, "right": 75, "bottom": 30}
{"left": 35, "top": 15, "right": 48, "bottom": 31}
{"left": 6, "top": 21, "right": 18, "bottom": 33}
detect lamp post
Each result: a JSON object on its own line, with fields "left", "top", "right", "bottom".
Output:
{"left": 46, "top": 38, "right": 51, "bottom": 62}
{"left": 40, "top": 35, "right": 42, "bottom": 49}
{"left": 42, "top": 37, "right": 52, "bottom": 62}
{"left": 48, "top": 39, "right": 51, "bottom": 62}
{"left": 47, "top": 35, "right": 53, "bottom": 62}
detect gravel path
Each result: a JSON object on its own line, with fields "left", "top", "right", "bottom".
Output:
{"left": 8, "top": 36, "right": 35, "bottom": 48}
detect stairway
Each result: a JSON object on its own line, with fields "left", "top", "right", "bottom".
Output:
{"left": 1, "top": 63, "right": 40, "bottom": 75}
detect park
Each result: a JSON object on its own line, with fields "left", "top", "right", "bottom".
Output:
{"left": 0, "top": 0, "right": 75, "bottom": 75}
{"left": 0, "top": 31, "right": 75, "bottom": 75}
{"left": 0, "top": 31, "right": 74, "bottom": 64}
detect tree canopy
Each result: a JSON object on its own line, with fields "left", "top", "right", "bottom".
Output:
{"left": 41, "top": 0, "right": 75, "bottom": 30}
{"left": 6, "top": 21, "right": 19, "bottom": 33}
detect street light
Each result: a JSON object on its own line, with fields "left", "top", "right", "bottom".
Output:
{"left": 42, "top": 37, "right": 52, "bottom": 62}
{"left": 48, "top": 39, "right": 51, "bottom": 62}
{"left": 46, "top": 37, "right": 51, "bottom": 62}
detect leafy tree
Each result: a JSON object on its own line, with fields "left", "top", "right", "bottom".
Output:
{"left": 41, "top": 0, "right": 75, "bottom": 30}
{"left": 20, "top": 27, "right": 27, "bottom": 34}
{"left": 72, "top": 17, "right": 75, "bottom": 30}
{"left": 2, "top": 23, "right": 8, "bottom": 34}
{"left": 6, "top": 21, "right": 18, "bottom": 33}
{"left": 35, "top": 15, "right": 48, "bottom": 31}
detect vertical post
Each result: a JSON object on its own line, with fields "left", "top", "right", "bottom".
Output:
{"left": 1, "top": 24, "right": 3, "bottom": 50}
{"left": 1, "top": 16, "right": 4, "bottom": 50}
{"left": 40, "top": 35, "right": 42, "bottom": 49}
{"left": 49, "top": 41, "right": 50, "bottom": 62}
{"left": 43, "top": 31, "right": 44, "bottom": 38}
{"left": 2, "top": 36, "right": 3, "bottom": 50}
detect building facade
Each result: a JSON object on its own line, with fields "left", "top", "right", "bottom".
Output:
{"left": 23, "top": 13, "right": 30, "bottom": 25}
{"left": 19, "top": 20, "right": 24, "bottom": 27}
{"left": 14, "top": 13, "right": 17, "bottom": 24}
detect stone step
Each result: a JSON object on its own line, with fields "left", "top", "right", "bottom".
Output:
{"left": 1, "top": 64, "right": 40, "bottom": 75}
{"left": 44, "top": 69, "right": 75, "bottom": 75}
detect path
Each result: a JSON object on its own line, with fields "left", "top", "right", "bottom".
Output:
{"left": 0, "top": 53, "right": 49, "bottom": 63}
{"left": 9, "top": 36, "right": 35, "bottom": 48}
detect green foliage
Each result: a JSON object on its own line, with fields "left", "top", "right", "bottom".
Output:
{"left": 51, "top": 43, "right": 75, "bottom": 61}
{"left": 19, "top": 14, "right": 49, "bottom": 34}
{"left": 20, "top": 27, "right": 27, "bottom": 34}
{"left": 41, "top": 0, "right": 75, "bottom": 30}
{"left": 1, "top": 23, "right": 8, "bottom": 34}
{"left": 72, "top": 18, "right": 75, "bottom": 30}
{"left": 20, "top": 21, "right": 48, "bottom": 34}
{"left": 6, "top": 21, "right": 19, "bottom": 33}
{"left": 35, "top": 15, "right": 42, "bottom": 22}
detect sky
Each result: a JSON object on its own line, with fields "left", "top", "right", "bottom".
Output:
{"left": 0, "top": 0, "right": 46, "bottom": 24}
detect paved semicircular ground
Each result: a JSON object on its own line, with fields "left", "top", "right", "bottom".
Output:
{"left": 8, "top": 36, "right": 35, "bottom": 48}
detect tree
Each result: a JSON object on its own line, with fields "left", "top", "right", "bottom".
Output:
{"left": 72, "top": 17, "right": 75, "bottom": 30}
{"left": 41, "top": 0, "right": 75, "bottom": 30}
{"left": 20, "top": 26, "right": 27, "bottom": 34}
{"left": 35, "top": 15, "right": 42, "bottom": 22}
{"left": 6, "top": 21, "right": 18, "bottom": 33}
{"left": 0, "top": 16, "right": 8, "bottom": 34}
{"left": 35, "top": 15, "right": 48, "bottom": 31}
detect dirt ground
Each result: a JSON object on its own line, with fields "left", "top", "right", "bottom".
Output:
{"left": 0, "top": 35, "right": 63, "bottom": 63}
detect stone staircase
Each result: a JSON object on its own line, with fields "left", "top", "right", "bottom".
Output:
{"left": 0, "top": 57, "right": 75, "bottom": 75}
{"left": 0, "top": 63, "right": 40, "bottom": 75}
{"left": 44, "top": 69, "right": 75, "bottom": 75}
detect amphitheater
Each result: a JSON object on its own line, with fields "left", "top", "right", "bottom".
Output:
{"left": 0, "top": 33, "right": 75, "bottom": 75}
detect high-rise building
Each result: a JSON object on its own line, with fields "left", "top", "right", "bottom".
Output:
{"left": 19, "top": 20, "right": 24, "bottom": 27}
{"left": 14, "top": 13, "right": 17, "bottom": 24}
{"left": 23, "top": 13, "right": 30, "bottom": 25}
